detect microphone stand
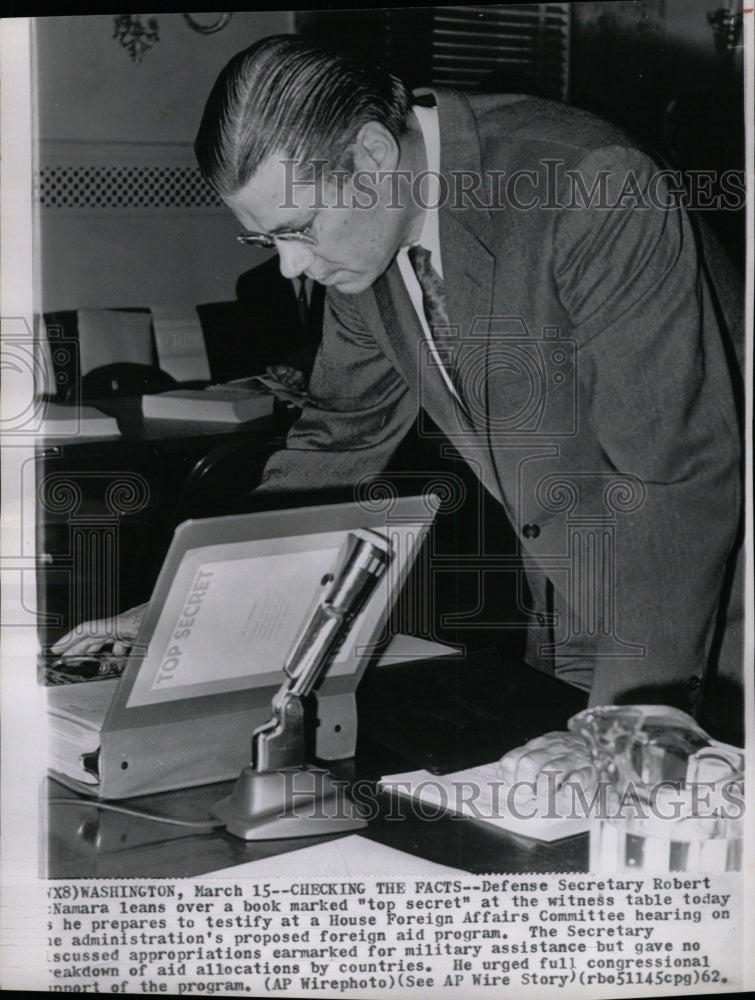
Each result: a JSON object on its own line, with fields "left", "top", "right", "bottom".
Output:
{"left": 213, "top": 530, "right": 391, "bottom": 840}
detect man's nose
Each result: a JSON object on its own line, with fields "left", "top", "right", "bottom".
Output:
{"left": 276, "top": 241, "right": 315, "bottom": 279}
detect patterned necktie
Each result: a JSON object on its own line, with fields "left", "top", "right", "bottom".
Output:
{"left": 408, "top": 245, "right": 449, "bottom": 329}
{"left": 408, "top": 245, "right": 459, "bottom": 390}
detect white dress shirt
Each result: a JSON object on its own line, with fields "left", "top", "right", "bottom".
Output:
{"left": 293, "top": 275, "right": 313, "bottom": 305}
{"left": 395, "top": 105, "right": 460, "bottom": 402}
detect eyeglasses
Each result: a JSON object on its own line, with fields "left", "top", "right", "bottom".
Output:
{"left": 236, "top": 221, "right": 317, "bottom": 250}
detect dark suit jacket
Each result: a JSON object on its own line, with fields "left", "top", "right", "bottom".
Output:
{"left": 236, "top": 258, "right": 324, "bottom": 374}
{"left": 200, "top": 258, "right": 324, "bottom": 382}
{"left": 255, "top": 90, "right": 743, "bottom": 713}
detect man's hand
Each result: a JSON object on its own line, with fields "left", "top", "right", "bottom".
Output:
{"left": 50, "top": 603, "right": 148, "bottom": 657}
{"left": 498, "top": 731, "right": 595, "bottom": 797}
{"left": 266, "top": 364, "right": 306, "bottom": 391}
{"left": 263, "top": 365, "right": 309, "bottom": 408}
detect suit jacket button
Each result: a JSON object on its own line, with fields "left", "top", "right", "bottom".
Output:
{"left": 523, "top": 523, "right": 540, "bottom": 539}
{"left": 536, "top": 614, "right": 546, "bottom": 625}
{"left": 687, "top": 676, "right": 702, "bottom": 691}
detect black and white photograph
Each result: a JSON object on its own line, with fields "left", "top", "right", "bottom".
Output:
{"left": 0, "top": 3, "right": 752, "bottom": 996}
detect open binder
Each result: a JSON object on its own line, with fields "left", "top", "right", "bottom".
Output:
{"left": 46, "top": 496, "right": 437, "bottom": 799}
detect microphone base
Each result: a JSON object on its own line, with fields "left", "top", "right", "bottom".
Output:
{"left": 212, "top": 764, "right": 368, "bottom": 841}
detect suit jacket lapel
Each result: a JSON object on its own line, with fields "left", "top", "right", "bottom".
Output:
{"left": 373, "top": 265, "right": 462, "bottom": 432}
{"left": 441, "top": 214, "right": 495, "bottom": 348}
{"left": 371, "top": 264, "right": 505, "bottom": 509}
{"left": 432, "top": 90, "right": 497, "bottom": 344}
{"left": 433, "top": 91, "right": 504, "bottom": 504}
{"left": 363, "top": 89, "right": 507, "bottom": 507}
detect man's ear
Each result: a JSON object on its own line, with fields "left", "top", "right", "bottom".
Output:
{"left": 352, "top": 121, "right": 400, "bottom": 172}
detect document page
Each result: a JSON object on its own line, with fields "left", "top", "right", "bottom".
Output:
{"left": 126, "top": 532, "right": 345, "bottom": 706}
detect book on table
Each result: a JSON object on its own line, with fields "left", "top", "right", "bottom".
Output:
{"left": 46, "top": 496, "right": 443, "bottom": 799}
{"left": 39, "top": 402, "right": 121, "bottom": 438}
{"left": 141, "top": 384, "right": 274, "bottom": 423}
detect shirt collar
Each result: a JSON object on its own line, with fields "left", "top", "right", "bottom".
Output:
{"left": 407, "top": 103, "right": 442, "bottom": 276}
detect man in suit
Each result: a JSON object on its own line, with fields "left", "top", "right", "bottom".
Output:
{"left": 192, "top": 33, "right": 741, "bottom": 717}
{"left": 235, "top": 256, "right": 325, "bottom": 377}
{"left": 57, "top": 35, "right": 743, "bottom": 769}
{"left": 199, "top": 256, "right": 324, "bottom": 383}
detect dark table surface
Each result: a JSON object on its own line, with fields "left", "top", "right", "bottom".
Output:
{"left": 46, "top": 648, "right": 590, "bottom": 879}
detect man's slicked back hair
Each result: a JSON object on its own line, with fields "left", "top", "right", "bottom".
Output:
{"left": 195, "top": 34, "right": 411, "bottom": 197}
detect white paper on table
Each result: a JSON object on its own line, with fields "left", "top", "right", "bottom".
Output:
{"left": 207, "top": 834, "right": 464, "bottom": 878}
{"left": 380, "top": 761, "right": 590, "bottom": 843}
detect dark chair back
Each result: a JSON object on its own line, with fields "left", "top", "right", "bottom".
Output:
{"left": 77, "top": 362, "right": 177, "bottom": 400}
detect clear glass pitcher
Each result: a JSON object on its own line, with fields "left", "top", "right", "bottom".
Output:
{"left": 568, "top": 705, "right": 744, "bottom": 873}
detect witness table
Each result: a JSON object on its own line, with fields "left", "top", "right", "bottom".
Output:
{"left": 46, "top": 649, "right": 589, "bottom": 878}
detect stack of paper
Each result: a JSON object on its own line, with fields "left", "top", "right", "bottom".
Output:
{"left": 47, "top": 680, "right": 118, "bottom": 784}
